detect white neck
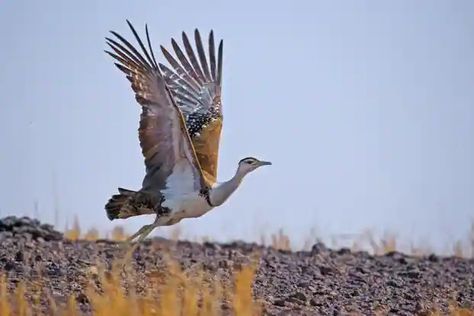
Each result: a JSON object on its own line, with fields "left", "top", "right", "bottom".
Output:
{"left": 209, "top": 168, "right": 247, "bottom": 207}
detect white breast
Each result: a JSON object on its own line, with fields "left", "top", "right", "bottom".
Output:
{"left": 172, "top": 193, "right": 213, "bottom": 221}
{"left": 161, "top": 159, "right": 213, "bottom": 222}
{"left": 161, "top": 159, "right": 196, "bottom": 204}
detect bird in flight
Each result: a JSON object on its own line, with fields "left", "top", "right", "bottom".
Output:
{"left": 104, "top": 21, "right": 271, "bottom": 249}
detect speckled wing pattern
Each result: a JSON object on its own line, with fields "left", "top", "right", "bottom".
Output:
{"left": 159, "top": 30, "right": 223, "bottom": 185}
{"left": 104, "top": 21, "right": 209, "bottom": 217}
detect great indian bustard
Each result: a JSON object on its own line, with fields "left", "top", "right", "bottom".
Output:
{"left": 104, "top": 21, "right": 271, "bottom": 249}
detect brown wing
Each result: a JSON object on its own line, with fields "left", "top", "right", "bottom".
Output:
{"left": 105, "top": 21, "right": 209, "bottom": 197}
{"left": 159, "top": 30, "right": 223, "bottom": 184}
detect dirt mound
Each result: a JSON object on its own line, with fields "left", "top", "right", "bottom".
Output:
{"left": 0, "top": 216, "right": 63, "bottom": 241}
{"left": 0, "top": 216, "right": 472, "bottom": 315}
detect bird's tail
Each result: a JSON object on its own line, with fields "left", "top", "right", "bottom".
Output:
{"left": 105, "top": 188, "right": 137, "bottom": 220}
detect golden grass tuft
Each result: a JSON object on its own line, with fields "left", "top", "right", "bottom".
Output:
{"left": 110, "top": 226, "right": 129, "bottom": 242}
{"left": 64, "top": 219, "right": 130, "bottom": 242}
{"left": 0, "top": 255, "right": 261, "bottom": 316}
{"left": 64, "top": 216, "right": 81, "bottom": 241}
{"left": 0, "top": 275, "right": 11, "bottom": 316}
{"left": 84, "top": 228, "right": 100, "bottom": 241}
{"left": 270, "top": 229, "right": 291, "bottom": 251}
{"left": 233, "top": 265, "right": 261, "bottom": 315}
{"left": 430, "top": 306, "right": 474, "bottom": 316}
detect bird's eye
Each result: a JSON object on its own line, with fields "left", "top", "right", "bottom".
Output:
{"left": 247, "top": 160, "right": 255, "bottom": 164}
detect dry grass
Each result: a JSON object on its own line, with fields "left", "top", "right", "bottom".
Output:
{"left": 270, "top": 228, "right": 291, "bottom": 251}
{"left": 432, "top": 306, "right": 474, "bottom": 316}
{"left": 54, "top": 218, "right": 474, "bottom": 315}
{"left": 1, "top": 264, "right": 471, "bottom": 316}
{"left": 0, "top": 257, "right": 261, "bottom": 316}
{"left": 64, "top": 219, "right": 474, "bottom": 258}
{"left": 64, "top": 216, "right": 82, "bottom": 241}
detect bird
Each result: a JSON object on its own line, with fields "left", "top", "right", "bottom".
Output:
{"left": 104, "top": 21, "right": 271, "bottom": 250}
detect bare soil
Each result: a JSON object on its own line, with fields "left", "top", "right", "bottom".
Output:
{"left": 0, "top": 216, "right": 473, "bottom": 315}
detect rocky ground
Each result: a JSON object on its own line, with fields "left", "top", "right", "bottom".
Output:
{"left": 0, "top": 216, "right": 473, "bottom": 315}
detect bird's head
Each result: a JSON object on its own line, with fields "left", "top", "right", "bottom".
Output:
{"left": 236, "top": 157, "right": 272, "bottom": 176}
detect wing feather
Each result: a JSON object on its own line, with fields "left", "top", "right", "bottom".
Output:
{"left": 159, "top": 63, "right": 202, "bottom": 100}
{"left": 126, "top": 20, "right": 157, "bottom": 68}
{"left": 194, "top": 29, "right": 212, "bottom": 81}
{"left": 159, "top": 29, "right": 224, "bottom": 184}
{"left": 217, "top": 40, "right": 223, "bottom": 85}
{"left": 106, "top": 39, "right": 145, "bottom": 71}
{"left": 172, "top": 39, "right": 203, "bottom": 86}
{"left": 105, "top": 22, "right": 209, "bottom": 195}
{"left": 109, "top": 31, "right": 151, "bottom": 70}
{"left": 161, "top": 45, "right": 201, "bottom": 91}
{"left": 182, "top": 32, "right": 206, "bottom": 83}
{"left": 209, "top": 30, "right": 217, "bottom": 81}
{"left": 145, "top": 25, "right": 159, "bottom": 68}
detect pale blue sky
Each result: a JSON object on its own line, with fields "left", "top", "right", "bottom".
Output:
{"left": 1, "top": 1, "right": 473, "bottom": 249}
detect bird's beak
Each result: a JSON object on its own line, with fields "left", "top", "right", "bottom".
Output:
{"left": 258, "top": 160, "right": 272, "bottom": 166}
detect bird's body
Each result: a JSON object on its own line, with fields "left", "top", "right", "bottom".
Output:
{"left": 104, "top": 21, "right": 270, "bottom": 245}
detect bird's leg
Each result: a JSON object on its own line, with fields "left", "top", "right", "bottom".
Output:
{"left": 120, "top": 215, "right": 162, "bottom": 265}
{"left": 122, "top": 223, "right": 157, "bottom": 260}
{"left": 118, "top": 224, "right": 151, "bottom": 256}
{"left": 126, "top": 223, "right": 154, "bottom": 244}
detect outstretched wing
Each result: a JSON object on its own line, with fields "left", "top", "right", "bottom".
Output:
{"left": 160, "top": 30, "right": 223, "bottom": 184}
{"left": 105, "top": 21, "right": 209, "bottom": 201}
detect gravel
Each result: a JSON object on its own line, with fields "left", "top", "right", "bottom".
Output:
{"left": 0, "top": 216, "right": 472, "bottom": 315}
